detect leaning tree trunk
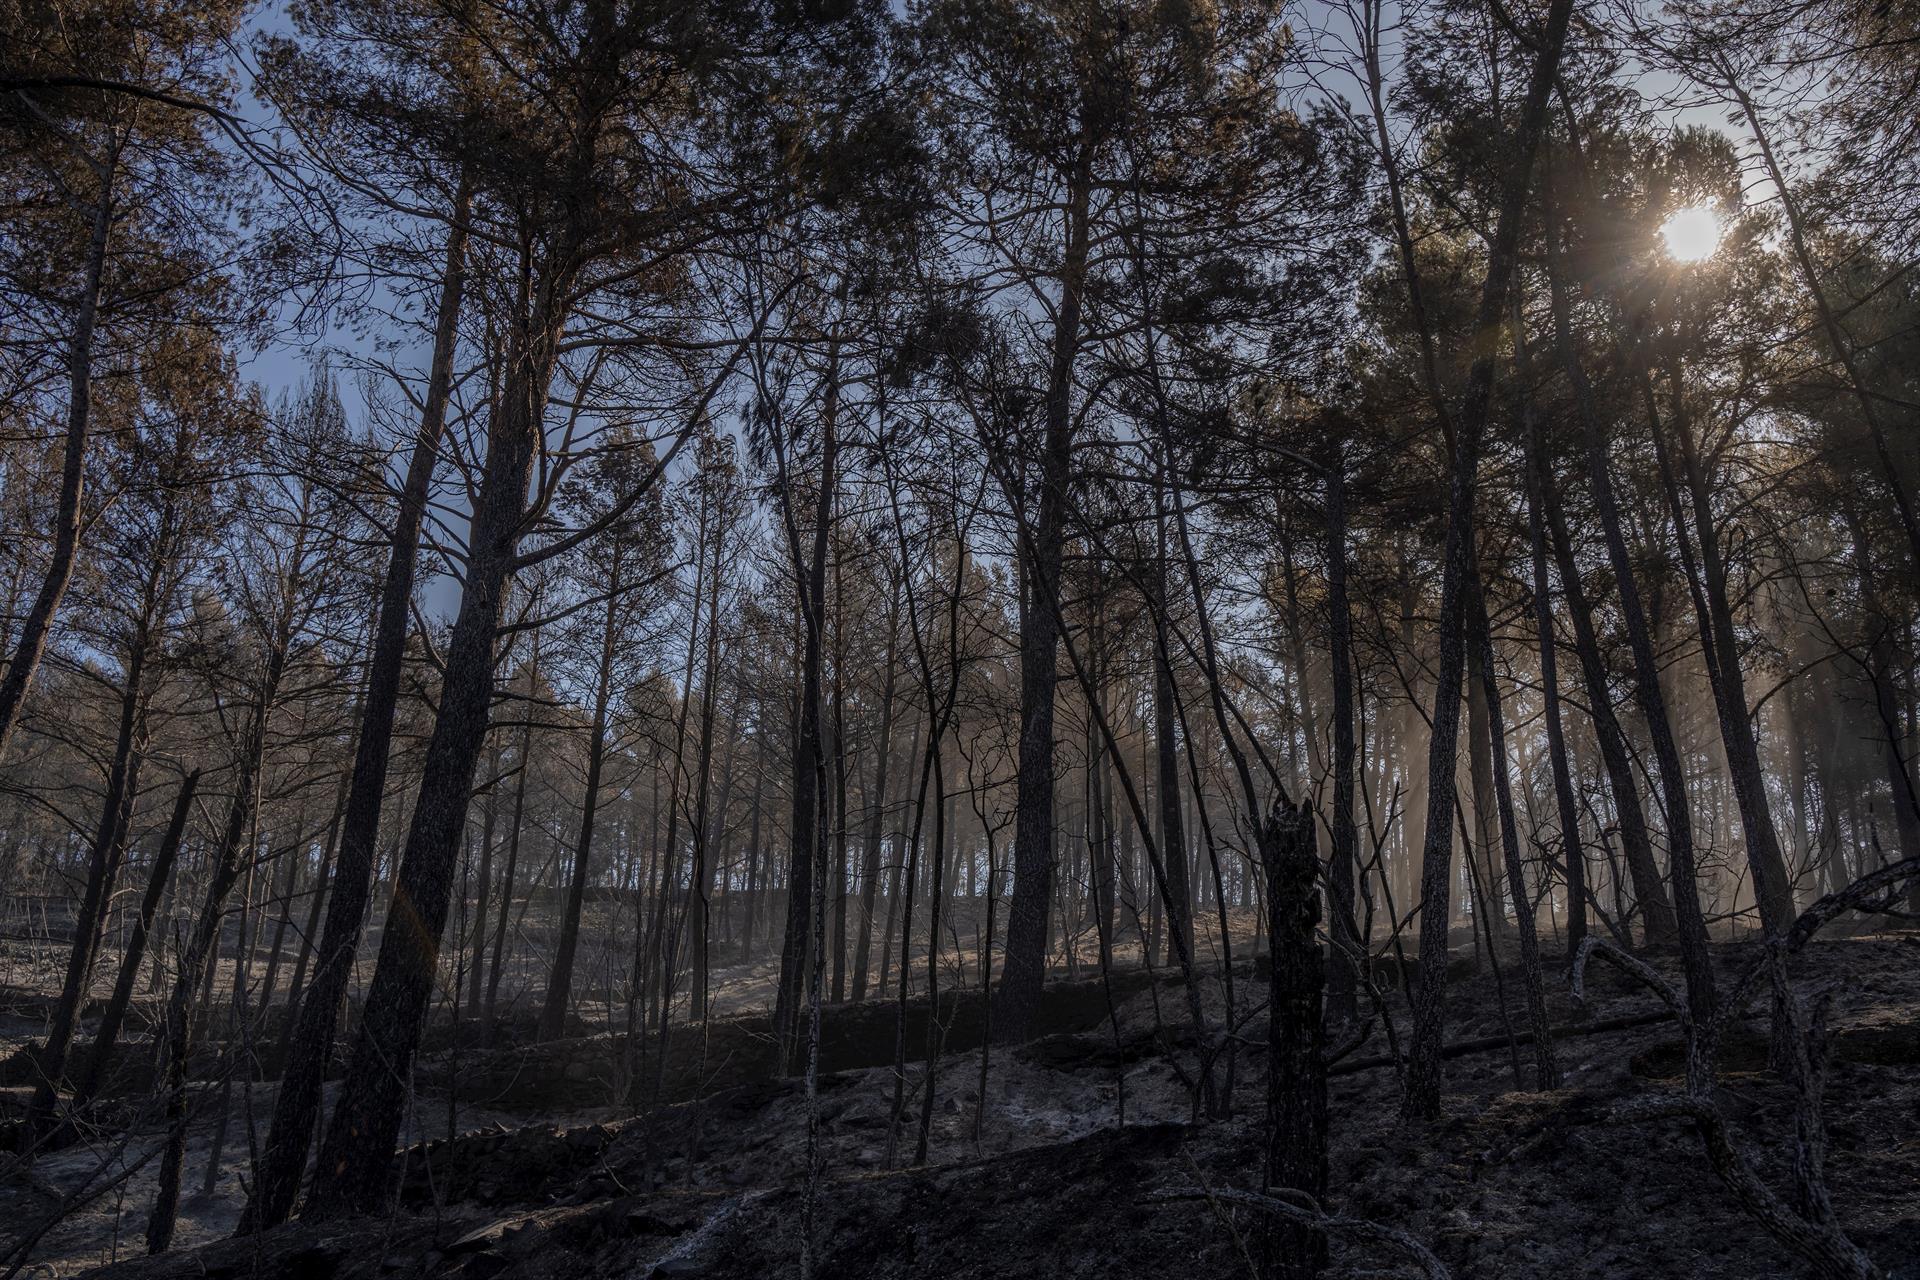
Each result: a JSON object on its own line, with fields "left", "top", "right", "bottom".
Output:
{"left": 31, "top": 639, "right": 149, "bottom": 1124}
{"left": 1401, "top": 0, "right": 1574, "bottom": 1119}
{"left": 539, "top": 590, "right": 619, "bottom": 1042}
{"left": 1647, "top": 357, "right": 1794, "bottom": 931}
{"left": 0, "top": 182, "right": 112, "bottom": 759}
{"left": 30, "top": 520, "right": 173, "bottom": 1125}
{"left": 1537, "top": 444, "right": 1674, "bottom": 944}
{"left": 149, "top": 644, "right": 286, "bottom": 1254}
{"left": 1515, "top": 324, "right": 1590, "bottom": 960}
{"left": 1543, "top": 216, "right": 1714, "bottom": 1025}
{"left": 70, "top": 770, "right": 200, "bottom": 1114}
{"left": 241, "top": 181, "right": 471, "bottom": 1233}
{"left": 301, "top": 273, "right": 562, "bottom": 1223}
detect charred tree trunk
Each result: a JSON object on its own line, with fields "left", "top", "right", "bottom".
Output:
{"left": 488, "top": 697, "right": 536, "bottom": 1026}
{"left": 1259, "top": 798, "right": 1326, "bottom": 1280}
{"left": 774, "top": 337, "right": 840, "bottom": 1069}
{"left": 1325, "top": 445, "right": 1361, "bottom": 1027}
{"left": 1401, "top": 0, "right": 1574, "bottom": 1118}
{"left": 1537, "top": 442, "right": 1673, "bottom": 944}
{"left": 0, "top": 178, "right": 113, "bottom": 757}
{"left": 688, "top": 496, "right": 731, "bottom": 1023}
{"left": 1469, "top": 583, "right": 1558, "bottom": 1089}
{"left": 1544, "top": 213, "right": 1714, "bottom": 1026}
{"left": 70, "top": 771, "right": 200, "bottom": 1112}
{"left": 242, "top": 182, "right": 470, "bottom": 1232}
{"left": 994, "top": 149, "right": 1091, "bottom": 1045}
{"left": 300, "top": 252, "right": 564, "bottom": 1222}
{"left": 1152, "top": 600, "right": 1192, "bottom": 974}
{"left": 466, "top": 737, "right": 502, "bottom": 1017}
{"left": 150, "top": 637, "right": 288, "bottom": 1253}
{"left": 31, "top": 641, "right": 148, "bottom": 1119}
{"left": 1647, "top": 354, "right": 1794, "bottom": 932}
{"left": 829, "top": 560, "right": 849, "bottom": 1005}
{"left": 851, "top": 599, "right": 900, "bottom": 1002}
{"left": 1466, "top": 620, "right": 1508, "bottom": 944}
{"left": 539, "top": 590, "right": 620, "bottom": 1042}
{"left": 1516, "top": 324, "right": 1589, "bottom": 959}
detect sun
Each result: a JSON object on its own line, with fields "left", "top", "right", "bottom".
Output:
{"left": 1660, "top": 204, "right": 1723, "bottom": 263}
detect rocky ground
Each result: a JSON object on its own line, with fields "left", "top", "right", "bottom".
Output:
{"left": 2, "top": 928, "right": 1918, "bottom": 1278}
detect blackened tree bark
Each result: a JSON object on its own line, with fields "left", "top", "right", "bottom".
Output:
{"left": 1259, "top": 798, "right": 1326, "bottom": 1280}
{"left": 914, "top": 724, "right": 952, "bottom": 1165}
{"left": 488, "top": 661, "right": 538, "bottom": 1026}
{"left": 1325, "top": 444, "right": 1361, "bottom": 1027}
{"left": 255, "top": 813, "right": 311, "bottom": 1015}
{"left": 1400, "top": 0, "right": 1575, "bottom": 1119}
{"left": 0, "top": 182, "right": 113, "bottom": 758}
{"left": 994, "top": 147, "right": 1092, "bottom": 1046}
{"left": 1516, "top": 319, "right": 1589, "bottom": 959}
{"left": 1536, "top": 434, "right": 1674, "bottom": 943}
{"left": 850, "top": 593, "right": 900, "bottom": 1002}
{"left": 1645, "top": 353, "right": 1794, "bottom": 931}
{"left": 694, "top": 701, "right": 739, "bottom": 1021}
{"left": 830, "top": 561, "right": 850, "bottom": 1005}
{"left": 773, "top": 330, "right": 840, "bottom": 1071}
{"left": 1091, "top": 682, "right": 1118, "bottom": 972}
{"left": 241, "top": 180, "right": 469, "bottom": 1232}
{"left": 538, "top": 589, "right": 619, "bottom": 1041}
{"left": 286, "top": 704, "right": 361, "bottom": 1022}
{"left": 29, "top": 637, "right": 147, "bottom": 1122}
{"left": 1466, "top": 615, "right": 1510, "bottom": 945}
{"left": 739, "top": 729, "right": 770, "bottom": 967}
{"left": 1468, "top": 582, "right": 1558, "bottom": 1089}
{"left": 1543, "top": 217, "right": 1715, "bottom": 1024}
{"left": 466, "top": 734, "right": 502, "bottom": 1015}
{"left": 300, "top": 239, "right": 578, "bottom": 1218}
{"left": 1151, "top": 492, "right": 1194, "bottom": 973}
{"left": 69, "top": 770, "right": 200, "bottom": 1113}
{"left": 541, "top": 406, "right": 685, "bottom": 1042}
{"left": 1466, "top": 610, "right": 1512, "bottom": 940}
{"left": 319, "top": 260, "right": 749, "bottom": 1213}
{"left": 150, "top": 629, "right": 294, "bottom": 1252}
{"left": 687, "top": 467, "right": 733, "bottom": 1023}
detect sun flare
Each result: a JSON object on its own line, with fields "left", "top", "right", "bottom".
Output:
{"left": 1661, "top": 204, "right": 1723, "bottom": 263}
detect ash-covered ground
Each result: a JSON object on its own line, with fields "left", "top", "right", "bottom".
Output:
{"left": 4, "top": 928, "right": 1918, "bottom": 1279}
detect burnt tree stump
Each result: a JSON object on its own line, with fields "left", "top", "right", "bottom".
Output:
{"left": 1260, "top": 796, "right": 1327, "bottom": 1280}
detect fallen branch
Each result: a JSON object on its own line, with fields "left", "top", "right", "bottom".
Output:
{"left": 1715, "top": 857, "right": 1920, "bottom": 1039}
{"left": 1325, "top": 1009, "right": 1675, "bottom": 1077}
{"left": 1558, "top": 860, "right": 1920, "bottom": 1280}
{"left": 1570, "top": 937, "right": 1684, "bottom": 1019}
